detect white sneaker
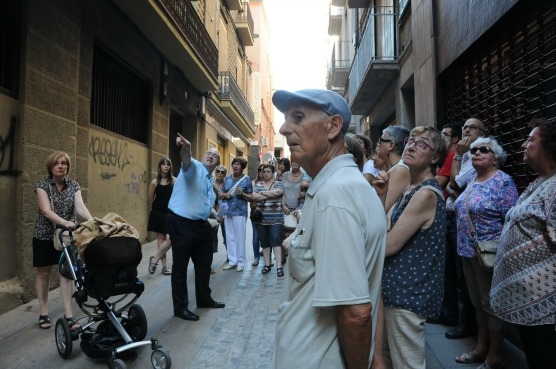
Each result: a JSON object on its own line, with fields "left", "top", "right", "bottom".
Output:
{"left": 236, "top": 266, "right": 244, "bottom": 272}
{"left": 223, "top": 264, "right": 236, "bottom": 270}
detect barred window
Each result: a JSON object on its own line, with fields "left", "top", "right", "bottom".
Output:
{"left": 91, "top": 43, "right": 150, "bottom": 144}
{"left": 0, "top": 0, "right": 21, "bottom": 97}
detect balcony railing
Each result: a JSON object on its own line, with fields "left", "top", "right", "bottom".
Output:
{"left": 232, "top": 2, "right": 255, "bottom": 46}
{"left": 348, "top": 6, "right": 399, "bottom": 114}
{"left": 328, "top": 5, "right": 343, "bottom": 36}
{"left": 159, "top": 0, "right": 218, "bottom": 79}
{"left": 328, "top": 41, "right": 351, "bottom": 88}
{"left": 217, "top": 71, "right": 255, "bottom": 127}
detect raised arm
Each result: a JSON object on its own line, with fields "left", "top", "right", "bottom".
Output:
{"left": 176, "top": 133, "right": 192, "bottom": 171}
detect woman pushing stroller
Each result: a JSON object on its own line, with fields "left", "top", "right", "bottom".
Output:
{"left": 33, "top": 151, "right": 93, "bottom": 329}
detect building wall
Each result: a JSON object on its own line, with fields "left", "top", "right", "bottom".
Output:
{"left": 435, "top": 0, "right": 519, "bottom": 73}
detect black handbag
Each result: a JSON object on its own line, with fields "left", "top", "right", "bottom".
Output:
{"left": 250, "top": 209, "right": 263, "bottom": 222}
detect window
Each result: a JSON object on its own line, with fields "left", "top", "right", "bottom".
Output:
{"left": 0, "top": 0, "right": 21, "bottom": 97}
{"left": 90, "top": 43, "right": 150, "bottom": 144}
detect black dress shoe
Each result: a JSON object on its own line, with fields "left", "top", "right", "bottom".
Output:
{"left": 174, "top": 309, "right": 199, "bottom": 321}
{"left": 445, "top": 326, "right": 478, "bottom": 339}
{"left": 197, "top": 299, "right": 225, "bottom": 309}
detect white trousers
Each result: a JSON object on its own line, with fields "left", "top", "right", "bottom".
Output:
{"left": 224, "top": 215, "right": 247, "bottom": 267}
{"left": 383, "top": 307, "right": 426, "bottom": 369}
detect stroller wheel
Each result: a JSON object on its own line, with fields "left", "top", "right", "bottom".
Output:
{"left": 151, "top": 348, "right": 172, "bottom": 369}
{"left": 109, "top": 358, "right": 127, "bottom": 369}
{"left": 123, "top": 304, "right": 147, "bottom": 341}
{"left": 55, "top": 317, "right": 73, "bottom": 359}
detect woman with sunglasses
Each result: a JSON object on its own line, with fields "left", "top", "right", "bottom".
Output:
{"left": 453, "top": 137, "right": 518, "bottom": 369}
{"left": 373, "top": 126, "right": 447, "bottom": 369}
{"left": 375, "top": 125, "right": 411, "bottom": 212}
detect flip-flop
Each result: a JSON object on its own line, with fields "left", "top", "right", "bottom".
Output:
{"left": 148, "top": 256, "right": 158, "bottom": 274}
{"left": 38, "top": 315, "right": 51, "bottom": 329}
{"left": 455, "top": 351, "right": 487, "bottom": 364}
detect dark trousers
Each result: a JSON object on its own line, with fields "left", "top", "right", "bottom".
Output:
{"left": 441, "top": 212, "right": 476, "bottom": 328}
{"left": 167, "top": 212, "right": 214, "bottom": 312}
{"left": 519, "top": 323, "right": 556, "bottom": 369}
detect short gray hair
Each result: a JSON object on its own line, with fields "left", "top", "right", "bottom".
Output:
{"left": 383, "top": 126, "right": 410, "bottom": 156}
{"left": 470, "top": 136, "right": 507, "bottom": 166}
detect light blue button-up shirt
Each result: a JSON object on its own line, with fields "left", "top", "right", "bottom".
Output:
{"left": 168, "top": 159, "right": 215, "bottom": 220}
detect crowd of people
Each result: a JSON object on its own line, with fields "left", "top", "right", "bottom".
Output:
{"left": 31, "top": 87, "right": 555, "bottom": 369}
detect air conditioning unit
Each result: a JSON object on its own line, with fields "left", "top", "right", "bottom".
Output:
{"left": 262, "top": 137, "right": 268, "bottom": 147}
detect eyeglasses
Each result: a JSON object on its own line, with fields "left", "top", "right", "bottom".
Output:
{"left": 441, "top": 132, "right": 452, "bottom": 137}
{"left": 204, "top": 151, "right": 220, "bottom": 158}
{"left": 215, "top": 170, "right": 226, "bottom": 174}
{"left": 470, "top": 146, "right": 494, "bottom": 155}
{"left": 462, "top": 124, "right": 484, "bottom": 132}
{"left": 378, "top": 138, "right": 394, "bottom": 144}
{"left": 404, "top": 137, "right": 436, "bottom": 152}
{"left": 262, "top": 171, "right": 272, "bottom": 174}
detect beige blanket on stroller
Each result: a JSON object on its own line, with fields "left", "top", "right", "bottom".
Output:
{"left": 74, "top": 212, "right": 139, "bottom": 253}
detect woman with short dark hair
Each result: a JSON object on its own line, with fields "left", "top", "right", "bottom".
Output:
{"left": 491, "top": 118, "right": 556, "bottom": 369}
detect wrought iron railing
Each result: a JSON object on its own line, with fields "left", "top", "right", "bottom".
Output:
{"left": 332, "top": 41, "right": 351, "bottom": 70}
{"left": 217, "top": 71, "right": 255, "bottom": 128}
{"left": 158, "top": 0, "right": 218, "bottom": 80}
{"left": 232, "top": 2, "right": 254, "bottom": 36}
{"left": 348, "top": 6, "right": 397, "bottom": 100}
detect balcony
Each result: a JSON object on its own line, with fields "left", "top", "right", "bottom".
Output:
{"left": 232, "top": 2, "right": 255, "bottom": 46}
{"left": 348, "top": 0, "right": 371, "bottom": 8}
{"left": 327, "top": 41, "right": 351, "bottom": 89}
{"left": 348, "top": 6, "right": 399, "bottom": 115}
{"left": 111, "top": 0, "right": 218, "bottom": 92}
{"left": 224, "top": 0, "right": 242, "bottom": 11}
{"left": 216, "top": 72, "right": 255, "bottom": 138}
{"left": 331, "top": 0, "right": 344, "bottom": 5}
{"left": 328, "top": 5, "right": 343, "bottom": 36}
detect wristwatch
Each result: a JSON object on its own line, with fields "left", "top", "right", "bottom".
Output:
{"left": 454, "top": 155, "right": 463, "bottom": 161}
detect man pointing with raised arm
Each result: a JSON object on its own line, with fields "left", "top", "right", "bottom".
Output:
{"left": 167, "top": 133, "right": 225, "bottom": 322}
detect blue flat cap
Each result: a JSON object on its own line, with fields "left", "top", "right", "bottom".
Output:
{"left": 272, "top": 89, "right": 352, "bottom": 133}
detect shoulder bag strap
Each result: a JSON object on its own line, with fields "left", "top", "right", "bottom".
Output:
{"left": 464, "top": 185, "right": 477, "bottom": 242}
{"left": 48, "top": 183, "right": 58, "bottom": 230}
{"left": 226, "top": 174, "right": 248, "bottom": 195}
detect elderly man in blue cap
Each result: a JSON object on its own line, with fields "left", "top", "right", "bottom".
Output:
{"left": 272, "top": 89, "right": 386, "bottom": 369}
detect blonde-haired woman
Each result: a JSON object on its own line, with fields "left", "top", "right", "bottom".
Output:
{"left": 33, "top": 151, "right": 92, "bottom": 329}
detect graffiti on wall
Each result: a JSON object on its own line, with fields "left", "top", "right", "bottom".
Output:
{"left": 0, "top": 117, "right": 18, "bottom": 175}
{"left": 89, "top": 135, "right": 134, "bottom": 171}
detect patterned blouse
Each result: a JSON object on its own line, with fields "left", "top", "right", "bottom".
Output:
{"left": 454, "top": 171, "right": 518, "bottom": 258}
{"left": 34, "top": 177, "right": 80, "bottom": 241}
{"left": 382, "top": 179, "right": 447, "bottom": 319}
{"left": 253, "top": 180, "right": 283, "bottom": 225}
{"left": 490, "top": 174, "right": 556, "bottom": 325}
{"left": 221, "top": 175, "right": 252, "bottom": 217}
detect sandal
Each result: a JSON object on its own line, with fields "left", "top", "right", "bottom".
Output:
{"left": 455, "top": 351, "right": 487, "bottom": 364}
{"left": 162, "top": 266, "right": 171, "bottom": 275}
{"left": 261, "top": 265, "right": 272, "bottom": 274}
{"left": 251, "top": 257, "right": 259, "bottom": 266}
{"left": 477, "top": 362, "right": 506, "bottom": 369}
{"left": 64, "top": 316, "right": 80, "bottom": 331}
{"left": 148, "top": 256, "right": 158, "bottom": 274}
{"left": 38, "top": 315, "right": 51, "bottom": 329}
{"left": 277, "top": 267, "right": 284, "bottom": 277}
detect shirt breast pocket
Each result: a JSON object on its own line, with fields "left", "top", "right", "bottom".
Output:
{"left": 288, "top": 229, "right": 314, "bottom": 283}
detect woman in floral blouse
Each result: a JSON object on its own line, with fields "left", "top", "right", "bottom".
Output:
{"left": 33, "top": 151, "right": 92, "bottom": 329}
{"left": 453, "top": 137, "right": 518, "bottom": 369}
{"left": 490, "top": 118, "right": 556, "bottom": 369}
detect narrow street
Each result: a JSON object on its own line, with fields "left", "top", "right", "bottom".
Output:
{"left": 0, "top": 221, "right": 527, "bottom": 369}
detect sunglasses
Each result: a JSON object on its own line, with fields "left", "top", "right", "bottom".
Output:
{"left": 215, "top": 170, "right": 226, "bottom": 174}
{"left": 258, "top": 168, "right": 264, "bottom": 172}
{"left": 470, "top": 146, "right": 494, "bottom": 155}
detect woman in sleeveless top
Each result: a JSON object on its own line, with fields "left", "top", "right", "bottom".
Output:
{"left": 374, "top": 126, "right": 448, "bottom": 369}
{"left": 147, "top": 157, "right": 176, "bottom": 275}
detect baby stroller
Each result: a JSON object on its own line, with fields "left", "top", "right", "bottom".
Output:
{"left": 54, "top": 230, "right": 171, "bottom": 369}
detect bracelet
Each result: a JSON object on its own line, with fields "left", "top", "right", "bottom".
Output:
{"left": 454, "top": 155, "right": 463, "bottom": 161}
